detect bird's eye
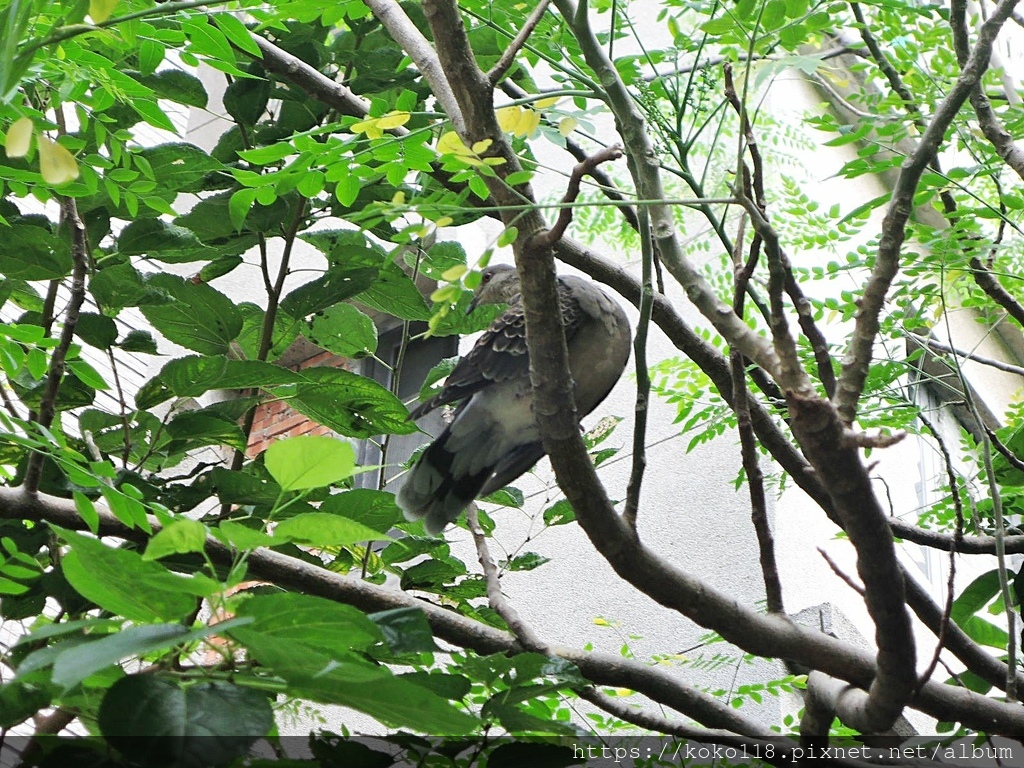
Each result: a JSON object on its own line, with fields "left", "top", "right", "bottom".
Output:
{"left": 481, "top": 272, "right": 491, "bottom": 284}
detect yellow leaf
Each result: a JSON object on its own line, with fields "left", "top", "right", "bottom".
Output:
{"left": 558, "top": 117, "right": 578, "bottom": 137}
{"left": 351, "top": 117, "right": 384, "bottom": 139}
{"left": 470, "top": 138, "right": 493, "bottom": 154}
{"left": 5, "top": 117, "right": 33, "bottom": 158}
{"left": 37, "top": 136, "right": 79, "bottom": 185}
{"left": 441, "top": 264, "right": 467, "bottom": 281}
{"left": 535, "top": 96, "right": 560, "bottom": 109}
{"left": 391, "top": 191, "right": 406, "bottom": 205}
{"left": 435, "top": 216, "right": 453, "bottom": 227}
{"left": 437, "top": 131, "right": 470, "bottom": 156}
{"left": 496, "top": 105, "right": 523, "bottom": 133}
{"left": 89, "top": 0, "right": 118, "bottom": 23}
{"left": 517, "top": 109, "right": 540, "bottom": 137}
{"left": 376, "top": 111, "right": 411, "bottom": 129}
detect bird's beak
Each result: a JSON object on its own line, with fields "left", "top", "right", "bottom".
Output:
{"left": 467, "top": 294, "right": 481, "bottom": 314}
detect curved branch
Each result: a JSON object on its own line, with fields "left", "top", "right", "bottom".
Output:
{"left": 834, "top": 0, "right": 1022, "bottom": 424}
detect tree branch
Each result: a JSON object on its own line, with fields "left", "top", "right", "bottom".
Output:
{"left": 24, "top": 196, "right": 89, "bottom": 494}
{"left": 834, "top": 0, "right": 1021, "bottom": 424}
{"left": 486, "top": 0, "right": 552, "bottom": 86}
{"left": 950, "top": 0, "right": 1024, "bottom": 181}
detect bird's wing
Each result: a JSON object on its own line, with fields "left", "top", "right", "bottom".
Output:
{"left": 410, "top": 300, "right": 530, "bottom": 419}
{"left": 409, "top": 281, "right": 587, "bottom": 420}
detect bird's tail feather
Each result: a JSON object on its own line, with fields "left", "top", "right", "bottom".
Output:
{"left": 397, "top": 432, "right": 492, "bottom": 534}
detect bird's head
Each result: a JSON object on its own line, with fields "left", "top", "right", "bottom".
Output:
{"left": 467, "top": 264, "right": 520, "bottom": 313}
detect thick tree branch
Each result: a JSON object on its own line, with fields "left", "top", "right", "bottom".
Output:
{"left": 0, "top": 486, "right": 785, "bottom": 740}
{"left": 950, "top": 0, "right": 1024, "bottom": 181}
{"left": 364, "top": 0, "right": 465, "bottom": 132}
{"left": 834, "top": 0, "right": 1021, "bottom": 424}
{"left": 551, "top": 0, "right": 784, "bottom": 381}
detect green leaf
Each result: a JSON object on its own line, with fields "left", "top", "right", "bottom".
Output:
{"left": 306, "top": 302, "right": 377, "bottom": 358}
{"left": 214, "top": 520, "right": 277, "bottom": 550}
{"left": 502, "top": 552, "right": 550, "bottom": 572}
{"left": 951, "top": 569, "right": 1001, "bottom": 625}
{"left": 119, "top": 329, "right": 159, "bottom": 354}
{"left": 140, "top": 69, "right": 208, "bottom": 108}
{"left": 229, "top": 628, "right": 473, "bottom": 733}
{"left": 263, "top": 435, "right": 357, "bottom": 491}
{"left": 369, "top": 607, "right": 438, "bottom": 654}
{"left": 73, "top": 491, "right": 99, "bottom": 534}
{"left": 55, "top": 528, "right": 202, "bottom": 622}
{"left": 273, "top": 512, "right": 390, "bottom": 547}
{"left": 136, "top": 143, "right": 225, "bottom": 196}
{"left": 320, "top": 489, "right": 404, "bottom": 533}
{"left": 542, "top": 500, "right": 575, "bottom": 526}
{"left": 140, "top": 274, "right": 242, "bottom": 354}
{"left": 355, "top": 262, "right": 431, "bottom": 320}
{"left": 229, "top": 187, "right": 258, "bottom": 231}
{"left": 233, "top": 593, "right": 382, "bottom": 652}
{"left": 136, "top": 355, "right": 304, "bottom": 409}
{"left": 142, "top": 519, "right": 209, "bottom": 561}
{"left": 50, "top": 619, "right": 250, "bottom": 690}
{"left": 279, "top": 265, "right": 379, "bottom": 319}
{"left": 99, "top": 677, "right": 273, "bottom": 768}
{"left": 90, "top": 262, "right": 172, "bottom": 312}
{"left": 118, "top": 219, "right": 208, "bottom": 262}
{"left": 0, "top": 223, "right": 72, "bottom": 280}
{"left": 74, "top": 312, "right": 118, "bottom": 349}
{"left": 222, "top": 69, "right": 270, "bottom": 126}
{"left": 291, "top": 367, "right": 416, "bottom": 439}
{"left": 212, "top": 13, "right": 262, "bottom": 57}
{"left": 67, "top": 360, "right": 110, "bottom": 390}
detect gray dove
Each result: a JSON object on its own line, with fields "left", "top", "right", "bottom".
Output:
{"left": 397, "top": 264, "right": 631, "bottom": 533}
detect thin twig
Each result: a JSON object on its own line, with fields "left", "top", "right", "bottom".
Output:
{"left": 914, "top": 413, "right": 963, "bottom": 695}
{"left": 968, "top": 256, "right": 1024, "bottom": 328}
{"left": 730, "top": 214, "right": 784, "bottom": 613}
{"left": 908, "top": 332, "right": 1024, "bottom": 377}
{"left": 817, "top": 547, "right": 865, "bottom": 596}
{"left": 533, "top": 145, "right": 624, "bottom": 248}
{"left": 23, "top": 197, "right": 89, "bottom": 494}
{"left": 487, "top": 0, "right": 552, "bottom": 85}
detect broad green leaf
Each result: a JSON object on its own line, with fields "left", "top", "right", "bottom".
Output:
{"left": 56, "top": 528, "right": 202, "bottom": 622}
{"left": 369, "top": 607, "right": 438, "bottom": 654}
{"left": 136, "top": 143, "right": 224, "bottom": 196}
{"left": 118, "top": 219, "right": 207, "bottom": 262}
{"left": 89, "top": 262, "right": 172, "bottom": 312}
{"left": 74, "top": 312, "right": 118, "bottom": 349}
{"left": 135, "top": 355, "right": 304, "bottom": 409}
{"left": 99, "top": 677, "right": 272, "bottom": 768}
{"left": 291, "top": 367, "right": 416, "bottom": 439}
{"left": 140, "top": 274, "right": 242, "bottom": 355}
{"left": 951, "top": 570, "right": 1001, "bottom": 625}
{"left": 263, "top": 435, "right": 356, "bottom": 491}
{"left": 320, "top": 489, "right": 403, "bottom": 533}
{"left": 229, "top": 628, "right": 474, "bottom": 734}
{"left": 273, "top": 512, "right": 390, "bottom": 546}
{"left": 214, "top": 520, "right": 276, "bottom": 550}
{"left": 51, "top": 619, "right": 251, "bottom": 690}
{"left": 306, "top": 302, "right": 377, "bottom": 358}
{"left": 355, "top": 262, "right": 431, "bottom": 320}
{"left": 142, "top": 519, "right": 209, "bottom": 561}
{"left": 141, "top": 70, "right": 207, "bottom": 107}
{"left": 0, "top": 223, "right": 72, "bottom": 280}
{"left": 234, "top": 593, "right": 382, "bottom": 652}
{"left": 279, "top": 266, "right": 379, "bottom": 320}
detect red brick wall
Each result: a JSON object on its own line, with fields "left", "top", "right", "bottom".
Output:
{"left": 246, "top": 350, "right": 353, "bottom": 456}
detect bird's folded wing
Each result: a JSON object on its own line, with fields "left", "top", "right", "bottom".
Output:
{"left": 409, "top": 281, "right": 586, "bottom": 420}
